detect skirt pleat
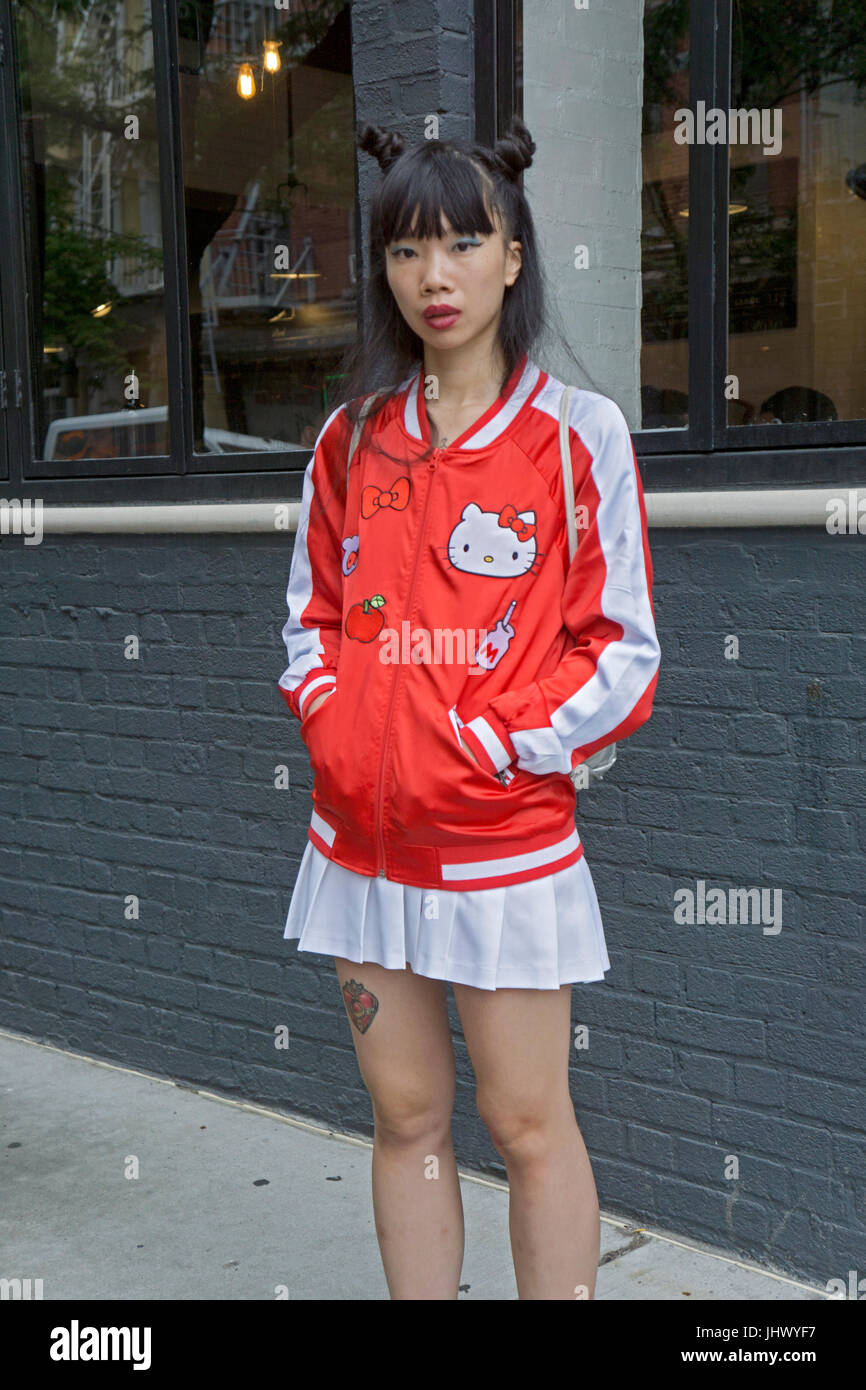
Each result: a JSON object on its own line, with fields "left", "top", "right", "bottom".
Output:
{"left": 284, "top": 839, "right": 610, "bottom": 991}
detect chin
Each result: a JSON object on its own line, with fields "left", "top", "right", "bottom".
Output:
{"left": 418, "top": 322, "right": 471, "bottom": 345}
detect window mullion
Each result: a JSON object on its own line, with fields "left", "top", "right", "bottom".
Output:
{"left": 687, "top": 0, "right": 722, "bottom": 451}
{"left": 711, "top": 0, "right": 732, "bottom": 451}
{"left": 152, "top": 0, "right": 192, "bottom": 476}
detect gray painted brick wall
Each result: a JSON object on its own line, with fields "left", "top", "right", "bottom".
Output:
{"left": 1, "top": 527, "right": 864, "bottom": 1290}
{"left": 1, "top": 0, "right": 864, "bottom": 1296}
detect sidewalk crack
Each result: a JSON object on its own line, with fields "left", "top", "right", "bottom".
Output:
{"left": 599, "top": 1230, "right": 651, "bottom": 1265}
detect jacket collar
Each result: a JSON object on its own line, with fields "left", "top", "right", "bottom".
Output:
{"left": 401, "top": 353, "right": 545, "bottom": 450}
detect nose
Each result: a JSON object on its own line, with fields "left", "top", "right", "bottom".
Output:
{"left": 483, "top": 555, "right": 493, "bottom": 563}
{"left": 419, "top": 247, "right": 453, "bottom": 293}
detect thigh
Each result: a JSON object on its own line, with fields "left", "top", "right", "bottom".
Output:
{"left": 451, "top": 982, "right": 574, "bottom": 1131}
{"left": 334, "top": 958, "right": 456, "bottom": 1130}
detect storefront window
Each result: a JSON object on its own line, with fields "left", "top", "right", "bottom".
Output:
{"left": 518, "top": 0, "right": 866, "bottom": 441}
{"left": 176, "top": 0, "right": 354, "bottom": 454}
{"left": 727, "top": 3, "right": 866, "bottom": 427}
{"left": 11, "top": 0, "right": 354, "bottom": 469}
{"left": 641, "top": 0, "right": 690, "bottom": 431}
{"left": 14, "top": 0, "right": 170, "bottom": 463}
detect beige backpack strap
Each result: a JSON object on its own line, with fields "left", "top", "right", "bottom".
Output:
{"left": 559, "top": 385, "right": 577, "bottom": 562}
{"left": 346, "top": 391, "right": 384, "bottom": 492}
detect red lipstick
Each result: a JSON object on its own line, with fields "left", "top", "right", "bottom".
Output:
{"left": 423, "top": 303, "right": 461, "bottom": 330}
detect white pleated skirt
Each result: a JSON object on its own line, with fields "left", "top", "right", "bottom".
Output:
{"left": 283, "top": 838, "right": 611, "bottom": 991}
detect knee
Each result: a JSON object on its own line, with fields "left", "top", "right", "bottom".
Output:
{"left": 371, "top": 1089, "right": 453, "bottom": 1147}
{"left": 478, "top": 1093, "right": 568, "bottom": 1164}
{"left": 482, "top": 1113, "right": 549, "bottom": 1164}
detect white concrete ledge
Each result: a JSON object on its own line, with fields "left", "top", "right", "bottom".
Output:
{"left": 647, "top": 487, "right": 865, "bottom": 528}
{"left": 35, "top": 503, "right": 302, "bottom": 533}
{"left": 8, "top": 487, "right": 866, "bottom": 532}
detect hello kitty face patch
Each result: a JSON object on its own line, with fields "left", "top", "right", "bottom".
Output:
{"left": 447, "top": 502, "right": 539, "bottom": 578}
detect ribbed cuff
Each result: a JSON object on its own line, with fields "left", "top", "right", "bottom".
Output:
{"left": 290, "top": 670, "right": 337, "bottom": 721}
{"left": 460, "top": 709, "right": 517, "bottom": 774}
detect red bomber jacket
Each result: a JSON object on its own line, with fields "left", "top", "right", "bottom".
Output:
{"left": 278, "top": 352, "right": 661, "bottom": 891}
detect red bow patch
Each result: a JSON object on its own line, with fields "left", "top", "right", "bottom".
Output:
{"left": 498, "top": 503, "right": 536, "bottom": 542}
{"left": 361, "top": 476, "right": 411, "bottom": 519}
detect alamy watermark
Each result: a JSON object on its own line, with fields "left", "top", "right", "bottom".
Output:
{"left": 674, "top": 879, "right": 782, "bottom": 935}
{"left": 826, "top": 491, "right": 866, "bottom": 535}
{"left": 0, "top": 498, "right": 43, "bottom": 545}
{"left": 376, "top": 621, "right": 506, "bottom": 672}
{"left": 674, "top": 100, "right": 782, "bottom": 157}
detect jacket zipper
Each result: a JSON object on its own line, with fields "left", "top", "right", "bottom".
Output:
{"left": 374, "top": 450, "right": 442, "bottom": 876}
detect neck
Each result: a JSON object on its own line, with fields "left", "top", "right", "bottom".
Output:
{"left": 422, "top": 328, "right": 510, "bottom": 409}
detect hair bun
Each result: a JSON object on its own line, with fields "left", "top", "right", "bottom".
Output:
{"left": 357, "top": 123, "right": 406, "bottom": 173}
{"left": 491, "top": 115, "right": 536, "bottom": 181}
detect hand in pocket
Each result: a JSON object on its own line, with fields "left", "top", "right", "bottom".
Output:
{"left": 304, "top": 687, "right": 335, "bottom": 721}
{"left": 448, "top": 704, "right": 508, "bottom": 787}
{"left": 459, "top": 733, "right": 481, "bottom": 766}
{"left": 300, "top": 686, "right": 338, "bottom": 758}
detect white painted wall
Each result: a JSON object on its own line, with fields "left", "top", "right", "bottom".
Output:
{"left": 522, "top": 0, "right": 645, "bottom": 427}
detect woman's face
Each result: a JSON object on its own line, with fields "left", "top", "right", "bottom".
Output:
{"left": 385, "top": 201, "right": 522, "bottom": 351}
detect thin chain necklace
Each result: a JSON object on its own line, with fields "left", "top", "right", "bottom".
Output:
{"left": 430, "top": 390, "right": 502, "bottom": 449}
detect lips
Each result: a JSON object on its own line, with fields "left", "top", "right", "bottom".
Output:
{"left": 423, "top": 304, "right": 461, "bottom": 327}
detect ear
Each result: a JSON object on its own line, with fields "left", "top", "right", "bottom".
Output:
{"left": 518, "top": 509, "right": 536, "bottom": 524}
{"left": 505, "top": 239, "right": 522, "bottom": 288}
{"left": 460, "top": 502, "right": 482, "bottom": 520}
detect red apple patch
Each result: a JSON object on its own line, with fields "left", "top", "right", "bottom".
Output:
{"left": 345, "top": 593, "right": 386, "bottom": 642}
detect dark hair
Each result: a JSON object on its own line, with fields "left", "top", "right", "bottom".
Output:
{"left": 327, "top": 116, "right": 600, "bottom": 486}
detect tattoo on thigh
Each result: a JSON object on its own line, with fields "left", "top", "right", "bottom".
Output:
{"left": 341, "top": 978, "right": 379, "bottom": 1033}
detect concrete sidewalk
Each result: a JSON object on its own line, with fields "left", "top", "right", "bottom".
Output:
{"left": 0, "top": 1030, "right": 825, "bottom": 1301}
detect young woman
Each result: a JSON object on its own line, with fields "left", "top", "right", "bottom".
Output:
{"left": 278, "top": 117, "right": 661, "bottom": 1300}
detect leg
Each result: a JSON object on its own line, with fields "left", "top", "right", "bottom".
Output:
{"left": 334, "top": 957, "right": 463, "bottom": 1299}
{"left": 451, "top": 981, "right": 600, "bottom": 1300}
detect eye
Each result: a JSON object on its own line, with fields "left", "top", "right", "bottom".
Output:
{"left": 512, "top": 551, "right": 518, "bottom": 560}
{"left": 454, "top": 238, "right": 480, "bottom": 252}
{"left": 463, "top": 544, "right": 470, "bottom": 552}
{"left": 389, "top": 246, "right": 415, "bottom": 260}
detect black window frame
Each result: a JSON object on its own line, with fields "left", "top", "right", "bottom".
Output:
{"left": 477, "top": 0, "right": 866, "bottom": 490}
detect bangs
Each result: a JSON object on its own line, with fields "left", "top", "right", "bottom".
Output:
{"left": 378, "top": 146, "right": 500, "bottom": 244}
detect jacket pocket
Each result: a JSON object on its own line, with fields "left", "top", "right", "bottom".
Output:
{"left": 300, "top": 686, "right": 340, "bottom": 771}
{"left": 302, "top": 686, "right": 358, "bottom": 820}
{"left": 301, "top": 686, "right": 377, "bottom": 837}
{"left": 301, "top": 684, "right": 336, "bottom": 729}
{"left": 447, "top": 703, "right": 512, "bottom": 789}
{"left": 389, "top": 698, "right": 516, "bottom": 840}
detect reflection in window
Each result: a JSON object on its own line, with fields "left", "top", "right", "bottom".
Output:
{"left": 728, "top": 3, "right": 866, "bottom": 426}
{"left": 641, "top": 0, "right": 689, "bottom": 429}
{"left": 176, "top": 0, "right": 354, "bottom": 454}
{"left": 14, "top": 0, "right": 169, "bottom": 462}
